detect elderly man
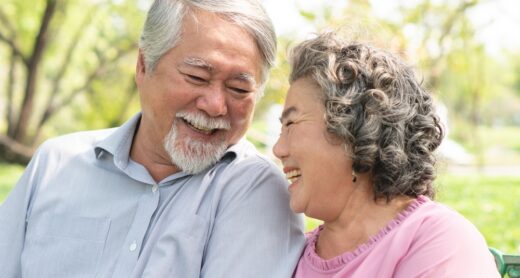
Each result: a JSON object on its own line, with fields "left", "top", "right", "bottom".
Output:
{"left": 0, "top": 0, "right": 305, "bottom": 277}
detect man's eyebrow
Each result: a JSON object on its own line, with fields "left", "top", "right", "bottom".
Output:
{"left": 279, "top": 106, "right": 297, "bottom": 123}
{"left": 183, "top": 57, "right": 213, "bottom": 71}
{"left": 182, "top": 58, "right": 256, "bottom": 86}
{"left": 231, "top": 72, "right": 257, "bottom": 87}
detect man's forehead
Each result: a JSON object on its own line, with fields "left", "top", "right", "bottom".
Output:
{"left": 175, "top": 8, "right": 265, "bottom": 80}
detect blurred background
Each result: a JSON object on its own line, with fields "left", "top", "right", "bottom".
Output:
{"left": 1, "top": 0, "right": 519, "bottom": 254}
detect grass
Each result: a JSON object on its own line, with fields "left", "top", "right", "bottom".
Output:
{"left": 1, "top": 163, "right": 519, "bottom": 254}
{"left": 436, "top": 174, "right": 520, "bottom": 254}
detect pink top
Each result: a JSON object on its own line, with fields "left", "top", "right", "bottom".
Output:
{"left": 294, "top": 196, "right": 500, "bottom": 277}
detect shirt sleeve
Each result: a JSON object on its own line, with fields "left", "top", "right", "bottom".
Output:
{"left": 0, "top": 147, "right": 44, "bottom": 278}
{"left": 394, "top": 208, "right": 501, "bottom": 278}
{"left": 200, "top": 159, "right": 306, "bottom": 278}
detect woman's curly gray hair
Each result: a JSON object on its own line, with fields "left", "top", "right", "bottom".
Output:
{"left": 288, "top": 32, "right": 444, "bottom": 200}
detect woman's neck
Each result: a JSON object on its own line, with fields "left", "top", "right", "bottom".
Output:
{"left": 316, "top": 190, "right": 414, "bottom": 260}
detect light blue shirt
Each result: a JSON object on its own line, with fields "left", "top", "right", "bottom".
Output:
{"left": 0, "top": 113, "right": 305, "bottom": 278}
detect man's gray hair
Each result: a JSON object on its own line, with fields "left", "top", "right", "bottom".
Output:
{"left": 139, "top": 0, "right": 276, "bottom": 89}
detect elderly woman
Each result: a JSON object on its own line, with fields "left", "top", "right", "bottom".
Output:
{"left": 273, "top": 32, "right": 499, "bottom": 277}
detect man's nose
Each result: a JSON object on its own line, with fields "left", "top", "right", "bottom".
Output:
{"left": 196, "top": 86, "right": 228, "bottom": 117}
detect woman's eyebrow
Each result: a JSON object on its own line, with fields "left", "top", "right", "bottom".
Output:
{"left": 279, "top": 106, "right": 297, "bottom": 123}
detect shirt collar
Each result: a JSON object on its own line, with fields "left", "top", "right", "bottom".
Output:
{"left": 223, "top": 138, "right": 255, "bottom": 161}
{"left": 94, "top": 112, "right": 141, "bottom": 169}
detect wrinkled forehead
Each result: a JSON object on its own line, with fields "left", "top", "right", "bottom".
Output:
{"left": 183, "top": 8, "right": 268, "bottom": 81}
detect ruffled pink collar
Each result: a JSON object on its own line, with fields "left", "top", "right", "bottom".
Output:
{"left": 303, "top": 195, "right": 430, "bottom": 271}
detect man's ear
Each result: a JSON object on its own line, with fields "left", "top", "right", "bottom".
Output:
{"left": 135, "top": 49, "right": 146, "bottom": 86}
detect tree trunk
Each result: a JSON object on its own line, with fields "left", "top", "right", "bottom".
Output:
{"left": 12, "top": 0, "right": 57, "bottom": 142}
{"left": 5, "top": 50, "right": 17, "bottom": 137}
{"left": 0, "top": 135, "right": 33, "bottom": 164}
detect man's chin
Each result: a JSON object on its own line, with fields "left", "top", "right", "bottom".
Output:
{"left": 167, "top": 140, "right": 228, "bottom": 174}
{"left": 164, "top": 121, "right": 229, "bottom": 174}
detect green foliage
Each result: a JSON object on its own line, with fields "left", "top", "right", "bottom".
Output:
{"left": 246, "top": 120, "right": 270, "bottom": 151}
{"left": 305, "top": 217, "right": 323, "bottom": 232}
{"left": 0, "top": 0, "right": 145, "bottom": 151}
{"left": 447, "top": 123, "right": 520, "bottom": 166}
{"left": 282, "top": 0, "right": 520, "bottom": 163}
{"left": 299, "top": 10, "right": 316, "bottom": 21}
{"left": 254, "top": 38, "right": 292, "bottom": 120}
{"left": 477, "top": 126, "right": 520, "bottom": 165}
{"left": 1, "top": 0, "right": 518, "bottom": 165}
{"left": 0, "top": 163, "right": 24, "bottom": 201}
{"left": 511, "top": 53, "right": 520, "bottom": 96}
{"left": 41, "top": 0, "right": 145, "bottom": 134}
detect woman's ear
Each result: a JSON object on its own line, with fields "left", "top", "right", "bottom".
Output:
{"left": 135, "top": 49, "right": 146, "bottom": 86}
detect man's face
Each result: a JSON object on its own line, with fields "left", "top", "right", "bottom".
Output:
{"left": 135, "top": 10, "right": 263, "bottom": 173}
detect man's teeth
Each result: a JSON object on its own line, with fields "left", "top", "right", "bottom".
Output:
{"left": 286, "top": 170, "right": 301, "bottom": 183}
{"left": 187, "top": 121, "right": 214, "bottom": 134}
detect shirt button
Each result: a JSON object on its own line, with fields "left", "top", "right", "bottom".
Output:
{"left": 152, "top": 185, "right": 158, "bottom": 193}
{"left": 129, "top": 241, "right": 137, "bottom": 252}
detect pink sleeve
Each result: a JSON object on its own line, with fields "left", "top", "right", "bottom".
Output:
{"left": 394, "top": 209, "right": 500, "bottom": 277}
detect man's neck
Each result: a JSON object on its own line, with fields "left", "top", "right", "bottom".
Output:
{"left": 130, "top": 124, "right": 180, "bottom": 183}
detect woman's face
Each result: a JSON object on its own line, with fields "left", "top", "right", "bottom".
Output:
{"left": 273, "top": 78, "right": 355, "bottom": 221}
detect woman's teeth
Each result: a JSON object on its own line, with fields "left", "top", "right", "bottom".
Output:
{"left": 286, "top": 169, "right": 301, "bottom": 183}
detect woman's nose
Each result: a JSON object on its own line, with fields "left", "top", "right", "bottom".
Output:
{"left": 272, "top": 134, "right": 287, "bottom": 159}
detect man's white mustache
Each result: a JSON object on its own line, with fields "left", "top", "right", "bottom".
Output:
{"left": 176, "top": 111, "right": 231, "bottom": 131}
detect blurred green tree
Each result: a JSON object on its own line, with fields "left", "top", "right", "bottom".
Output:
{"left": 2, "top": 0, "right": 519, "bottom": 165}
{"left": 277, "top": 0, "right": 520, "bottom": 162}
{"left": 0, "top": 0, "right": 144, "bottom": 163}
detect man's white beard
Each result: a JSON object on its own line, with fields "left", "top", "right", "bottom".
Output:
{"left": 163, "top": 112, "right": 230, "bottom": 174}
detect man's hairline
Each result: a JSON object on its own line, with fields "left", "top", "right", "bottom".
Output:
{"left": 142, "top": 7, "right": 270, "bottom": 98}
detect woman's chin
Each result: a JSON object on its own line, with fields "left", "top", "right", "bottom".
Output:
{"left": 289, "top": 200, "right": 304, "bottom": 214}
